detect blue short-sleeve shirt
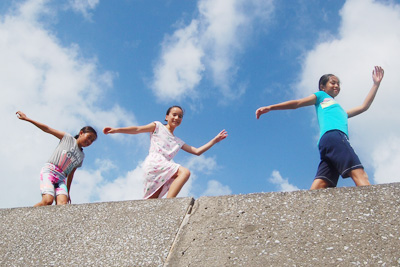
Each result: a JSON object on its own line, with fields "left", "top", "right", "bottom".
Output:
{"left": 314, "top": 91, "right": 348, "bottom": 142}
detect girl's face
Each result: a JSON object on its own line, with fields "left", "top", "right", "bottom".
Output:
{"left": 77, "top": 132, "right": 97, "bottom": 148}
{"left": 321, "top": 76, "right": 340, "bottom": 98}
{"left": 165, "top": 107, "right": 183, "bottom": 128}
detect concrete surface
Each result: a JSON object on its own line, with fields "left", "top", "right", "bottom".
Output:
{"left": 1, "top": 183, "right": 399, "bottom": 266}
{"left": 0, "top": 198, "right": 194, "bottom": 267}
{"left": 165, "top": 183, "right": 400, "bottom": 266}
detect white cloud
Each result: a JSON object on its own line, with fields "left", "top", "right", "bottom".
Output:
{"left": 269, "top": 170, "right": 299, "bottom": 192}
{"left": 298, "top": 0, "right": 400, "bottom": 185}
{"left": 175, "top": 155, "right": 219, "bottom": 198}
{"left": 151, "top": 0, "right": 274, "bottom": 103}
{"left": 202, "top": 180, "right": 232, "bottom": 196}
{"left": 95, "top": 163, "right": 145, "bottom": 203}
{"left": 371, "top": 136, "right": 400, "bottom": 184}
{"left": 70, "top": 168, "right": 105, "bottom": 204}
{"left": 184, "top": 154, "right": 217, "bottom": 174}
{"left": 70, "top": 159, "right": 144, "bottom": 204}
{"left": 0, "top": 0, "right": 134, "bottom": 208}
{"left": 152, "top": 20, "right": 204, "bottom": 102}
{"left": 68, "top": 0, "right": 99, "bottom": 20}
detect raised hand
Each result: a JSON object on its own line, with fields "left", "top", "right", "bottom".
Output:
{"left": 16, "top": 111, "right": 27, "bottom": 120}
{"left": 214, "top": 129, "right": 228, "bottom": 143}
{"left": 215, "top": 129, "right": 228, "bottom": 143}
{"left": 372, "top": 66, "right": 384, "bottom": 85}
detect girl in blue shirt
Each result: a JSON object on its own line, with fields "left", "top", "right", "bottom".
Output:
{"left": 256, "top": 66, "right": 384, "bottom": 189}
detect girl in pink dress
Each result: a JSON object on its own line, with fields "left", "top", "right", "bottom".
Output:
{"left": 103, "top": 106, "right": 227, "bottom": 199}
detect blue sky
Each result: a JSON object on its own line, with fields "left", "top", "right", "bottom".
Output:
{"left": 1, "top": 0, "right": 400, "bottom": 208}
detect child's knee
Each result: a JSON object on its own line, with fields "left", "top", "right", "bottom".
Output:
{"left": 56, "top": 195, "right": 68, "bottom": 205}
{"left": 43, "top": 200, "right": 53, "bottom": 205}
{"left": 179, "top": 167, "right": 191, "bottom": 179}
{"left": 42, "top": 195, "right": 54, "bottom": 205}
{"left": 350, "top": 169, "right": 370, "bottom": 186}
{"left": 310, "top": 179, "right": 330, "bottom": 190}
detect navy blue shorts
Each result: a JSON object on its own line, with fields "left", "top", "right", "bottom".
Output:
{"left": 315, "top": 130, "right": 363, "bottom": 187}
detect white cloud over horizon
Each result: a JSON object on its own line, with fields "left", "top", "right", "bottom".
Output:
{"left": 70, "top": 154, "right": 229, "bottom": 204}
{"left": 269, "top": 170, "right": 299, "bottom": 192}
{"left": 173, "top": 155, "right": 229, "bottom": 198}
{"left": 371, "top": 135, "right": 400, "bottom": 184}
{"left": 202, "top": 180, "right": 232, "bottom": 196}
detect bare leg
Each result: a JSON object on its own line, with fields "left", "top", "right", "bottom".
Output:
{"left": 147, "top": 187, "right": 163, "bottom": 199}
{"left": 310, "top": 178, "right": 330, "bottom": 190}
{"left": 34, "top": 194, "right": 54, "bottom": 207}
{"left": 166, "top": 167, "right": 190, "bottom": 198}
{"left": 55, "top": 195, "right": 68, "bottom": 205}
{"left": 349, "top": 168, "right": 370, "bottom": 186}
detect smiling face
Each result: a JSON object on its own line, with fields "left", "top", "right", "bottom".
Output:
{"left": 165, "top": 107, "right": 183, "bottom": 129}
{"left": 321, "top": 75, "right": 340, "bottom": 98}
{"left": 77, "top": 131, "right": 97, "bottom": 148}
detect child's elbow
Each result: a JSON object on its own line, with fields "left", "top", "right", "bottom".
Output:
{"left": 43, "top": 127, "right": 52, "bottom": 133}
{"left": 193, "top": 148, "right": 204, "bottom": 156}
{"left": 361, "top": 104, "right": 371, "bottom": 113}
{"left": 294, "top": 102, "right": 303, "bottom": 109}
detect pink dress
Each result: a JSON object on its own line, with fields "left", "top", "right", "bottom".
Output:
{"left": 143, "top": 121, "right": 185, "bottom": 199}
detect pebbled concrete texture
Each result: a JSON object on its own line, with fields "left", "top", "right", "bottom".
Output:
{"left": 0, "top": 197, "right": 194, "bottom": 267}
{"left": 165, "top": 183, "right": 400, "bottom": 266}
{"left": 1, "top": 184, "right": 399, "bottom": 266}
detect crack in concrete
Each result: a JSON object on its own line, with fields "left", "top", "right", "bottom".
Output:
{"left": 164, "top": 197, "right": 195, "bottom": 266}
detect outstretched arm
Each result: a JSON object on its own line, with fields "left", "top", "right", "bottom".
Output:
{"left": 16, "top": 111, "right": 65, "bottom": 140}
{"left": 346, "top": 66, "right": 384, "bottom": 118}
{"left": 256, "top": 94, "right": 317, "bottom": 119}
{"left": 181, "top": 129, "right": 228, "bottom": 156}
{"left": 103, "top": 122, "right": 156, "bottom": 135}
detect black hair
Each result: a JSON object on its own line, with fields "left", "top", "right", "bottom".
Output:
{"left": 74, "top": 126, "right": 98, "bottom": 140}
{"left": 318, "top": 74, "right": 337, "bottom": 91}
{"left": 165, "top": 106, "right": 184, "bottom": 117}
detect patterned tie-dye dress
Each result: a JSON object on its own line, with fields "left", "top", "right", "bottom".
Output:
{"left": 143, "top": 121, "right": 185, "bottom": 199}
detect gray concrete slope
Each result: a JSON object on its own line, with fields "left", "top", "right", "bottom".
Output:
{"left": 0, "top": 198, "right": 194, "bottom": 267}
{"left": 1, "top": 184, "right": 399, "bottom": 266}
{"left": 166, "top": 183, "right": 400, "bottom": 266}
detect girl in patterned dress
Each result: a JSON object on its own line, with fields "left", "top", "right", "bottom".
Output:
{"left": 103, "top": 106, "right": 227, "bottom": 199}
{"left": 16, "top": 111, "right": 97, "bottom": 206}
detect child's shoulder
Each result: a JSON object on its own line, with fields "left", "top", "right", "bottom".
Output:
{"left": 152, "top": 121, "right": 165, "bottom": 133}
{"left": 61, "top": 132, "right": 73, "bottom": 140}
{"left": 314, "top": 91, "right": 327, "bottom": 96}
{"left": 153, "top": 121, "right": 163, "bottom": 128}
{"left": 314, "top": 91, "right": 331, "bottom": 100}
